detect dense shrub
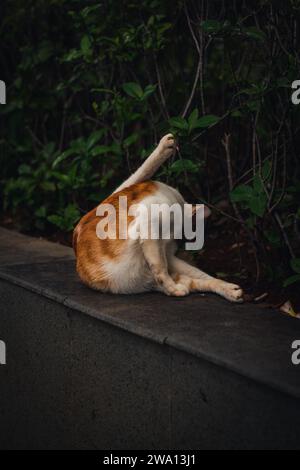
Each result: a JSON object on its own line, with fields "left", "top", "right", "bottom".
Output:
{"left": 0, "top": 0, "right": 299, "bottom": 285}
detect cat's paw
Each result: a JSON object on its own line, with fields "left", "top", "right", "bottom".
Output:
{"left": 219, "top": 282, "right": 244, "bottom": 303}
{"left": 167, "top": 282, "right": 190, "bottom": 297}
{"left": 158, "top": 133, "right": 177, "bottom": 159}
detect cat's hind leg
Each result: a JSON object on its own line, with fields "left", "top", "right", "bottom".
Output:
{"left": 141, "top": 240, "right": 189, "bottom": 296}
{"left": 168, "top": 256, "right": 244, "bottom": 303}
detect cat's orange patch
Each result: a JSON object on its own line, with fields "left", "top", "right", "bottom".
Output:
{"left": 73, "top": 181, "right": 157, "bottom": 289}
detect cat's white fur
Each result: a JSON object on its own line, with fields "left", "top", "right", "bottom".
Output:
{"left": 94, "top": 134, "right": 244, "bottom": 302}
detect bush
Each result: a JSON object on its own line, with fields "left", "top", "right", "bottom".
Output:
{"left": 0, "top": 0, "right": 299, "bottom": 285}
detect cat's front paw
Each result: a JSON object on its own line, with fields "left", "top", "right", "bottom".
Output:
{"left": 158, "top": 133, "right": 177, "bottom": 159}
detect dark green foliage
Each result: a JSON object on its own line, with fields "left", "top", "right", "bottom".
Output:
{"left": 0, "top": 0, "right": 299, "bottom": 285}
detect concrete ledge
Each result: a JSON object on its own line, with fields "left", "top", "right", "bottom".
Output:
{"left": 0, "top": 227, "right": 300, "bottom": 449}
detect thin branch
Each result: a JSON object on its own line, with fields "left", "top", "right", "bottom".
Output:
{"left": 181, "top": 58, "right": 201, "bottom": 118}
{"left": 154, "top": 57, "right": 169, "bottom": 120}
{"left": 182, "top": 1, "right": 205, "bottom": 117}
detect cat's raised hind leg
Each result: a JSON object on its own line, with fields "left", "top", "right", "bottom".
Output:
{"left": 114, "top": 134, "right": 176, "bottom": 193}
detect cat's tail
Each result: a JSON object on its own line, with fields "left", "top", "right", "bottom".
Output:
{"left": 113, "top": 133, "right": 177, "bottom": 194}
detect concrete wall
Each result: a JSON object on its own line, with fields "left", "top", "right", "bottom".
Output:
{"left": 1, "top": 280, "right": 300, "bottom": 450}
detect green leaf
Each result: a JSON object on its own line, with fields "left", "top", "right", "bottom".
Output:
{"left": 64, "top": 204, "right": 80, "bottom": 222}
{"left": 265, "top": 230, "right": 280, "bottom": 246}
{"left": 283, "top": 274, "right": 300, "bottom": 287}
{"left": 276, "top": 77, "right": 291, "bottom": 88}
{"left": 192, "top": 114, "right": 220, "bottom": 128}
{"left": 141, "top": 84, "right": 157, "bottom": 100}
{"left": 35, "top": 206, "right": 47, "bottom": 218}
{"left": 43, "top": 142, "right": 56, "bottom": 157}
{"left": 291, "top": 258, "right": 300, "bottom": 274}
{"left": 201, "top": 20, "right": 222, "bottom": 33}
{"left": 122, "top": 82, "right": 143, "bottom": 99}
{"left": 262, "top": 160, "right": 271, "bottom": 180}
{"left": 110, "top": 142, "right": 122, "bottom": 155}
{"left": 123, "top": 133, "right": 139, "bottom": 148}
{"left": 244, "top": 27, "right": 266, "bottom": 41}
{"left": 52, "top": 172, "right": 70, "bottom": 183}
{"left": 230, "top": 184, "right": 253, "bottom": 202}
{"left": 40, "top": 181, "right": 56, "bottom": 192}
{"left": 231, "top": 110, "right": 242, "bottom": 118}
{"left": 52, "top": 148, "right": 75, "bottom": 168}
{"left": 188, "top": 108, "right": 199, "bottom": 132}
{"left": 80, "top": 35, "right": 92, "bottom": 56}
{"left": 253, "top": 174, "right": 263, "bottom": 194}
{"left": 238, "top": 86, "right": 261, "bottom": 96}
{"left": 47, "top": 204, "right": 80, "bottom": 231}
{"left": 246, "top": 215, "right": 256, "bottom": 229}
{"left": 170, "top": 159, "right": 199, "bottom": 176}
{"left": 37, "top": 42, "right": 53, "bottom": 62}
{"left": 81, "top": 5, "right": 101, "bottom": 18}
{"left": 246, "top": 100, "right": 260, "bottom": 111}
{"left": 169, "top": 116, "right": 189, "bottom": 131}
{"left": 91, "top": 145, "right": 112, "bottom": 157}
{"left": 249, "top": 195, "right": 267, "bottom": 217}
{"left": 47, "top": 214, "right": 62, "bottom": 227}
{"left": 87, "top": 130, "right": 105, "bottom": 150}
{"left": 18, "top": 164, "right": 31, "bottom": 175}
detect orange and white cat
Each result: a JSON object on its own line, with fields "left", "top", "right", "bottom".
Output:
{"left": 73, "top": 134, "right": 243, "bottom": 302}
